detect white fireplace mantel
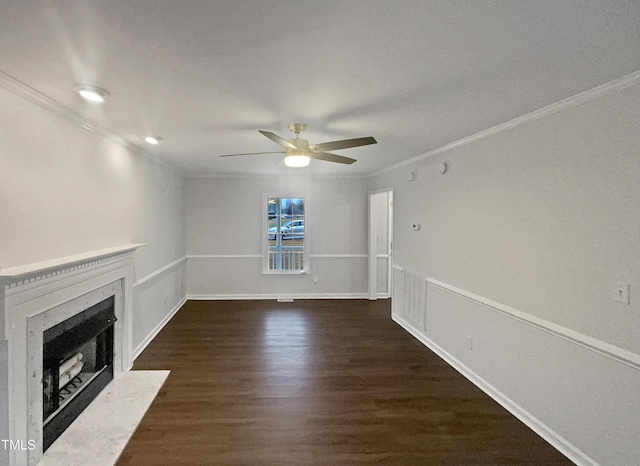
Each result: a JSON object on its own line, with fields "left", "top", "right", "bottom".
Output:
{"left": 0, "top": 244, "right": 145, "bottom": 466}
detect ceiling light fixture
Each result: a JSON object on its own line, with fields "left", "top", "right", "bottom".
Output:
{"left": 144, "top": 136, "right": 162, "bottom": 145}
{"left": 284, "top": 152, "right": 310, "bottom": 168}
{"left": 74, "top": 84, "right": 110, "bottom": 103}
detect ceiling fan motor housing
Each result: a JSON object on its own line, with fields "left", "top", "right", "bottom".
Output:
{"left": 288, "top": 138, "right": 309, "bottom": 152}
{"left": 288, "top": 123, "right": 307, "bottom": 135}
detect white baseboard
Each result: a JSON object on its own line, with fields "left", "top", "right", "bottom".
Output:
{"left": 186, "top": 293, "right": 368, "bottom": 300}
{"left": 392, "top": 312, "right": 597, "bottom": 466}
{"left": 133, "top": 296, "right": 187, "bottom": 360}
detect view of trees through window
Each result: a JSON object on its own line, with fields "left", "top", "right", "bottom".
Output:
{"left": 267, "top": 197, "right": 305, "bottom": 271}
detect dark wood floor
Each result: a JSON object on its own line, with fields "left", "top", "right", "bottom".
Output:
{"left": 117, "top": 300, "right": 572, "bottom": 465}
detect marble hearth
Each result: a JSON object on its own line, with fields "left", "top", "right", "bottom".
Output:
{"left": 0, "top": 244, "right": 144, "bottom": 466}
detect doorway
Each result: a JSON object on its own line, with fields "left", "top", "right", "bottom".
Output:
{"left": 368, "top": 188, "right": 393, "bottom": 300}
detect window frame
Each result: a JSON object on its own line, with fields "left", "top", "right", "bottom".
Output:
{"left": 262, "top": 194, "right": 310, "bottom": 275}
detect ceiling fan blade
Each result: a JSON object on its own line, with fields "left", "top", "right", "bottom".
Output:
{"left": 219, "top": 151, "right": 285, "bottom": 157}
{"left": 309, "top": 136, "right": 377, "bottom": 152}
{"left": 258, "top": 130, "right": 300, "bottom": 149}
{"left": 308, "top": 151, "right": 357, "bottom": 165}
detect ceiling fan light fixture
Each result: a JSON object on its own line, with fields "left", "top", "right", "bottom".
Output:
{"left": 284, "top": 153, "right": 310, "bottom": 168}
{"left": 74, "top": 84, "right": 109, "bottom": 103}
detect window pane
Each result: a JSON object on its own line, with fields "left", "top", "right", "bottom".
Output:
{"left": 280, "top": 198, "right": 293, "bottom": 217}
{"left": 266, "top": 196, "right": 305, "bottom": 271}
{"left": 292, "top": 198, "right": 304, "bottom": 216}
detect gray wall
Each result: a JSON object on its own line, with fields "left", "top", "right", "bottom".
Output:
{"left": 370, "top": 80, "right": 640, "bottom": 465}
{"left": 185, "top": 176, "right": 368, "bottom": 298}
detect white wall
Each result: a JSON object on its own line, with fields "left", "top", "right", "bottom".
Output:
{"left": 370, "top": 80, "right": 640, "bottom": 465}
{"left": 0, "top": 85, "right": 187, "bottom": 357}
{"left": 186, "top": 176, "right": 368, "bottom": 298}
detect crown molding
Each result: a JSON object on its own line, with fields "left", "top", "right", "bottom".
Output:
{"left": 372, "top": 69, "right": 640, "bottom": 177}
{"left": 0, "top": 70, "right": 136, "bottom": 149}
{"left": 187, "top": 172, "right": 368, "bottom": 180}
{"left": 0, "top": 70, "right": 185, "bottom": 176}
{"left": 6, "top": 67, "right": 638, "bottom": 181}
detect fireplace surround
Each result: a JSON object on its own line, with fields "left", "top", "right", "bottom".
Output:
{"left": 0, "top": 244, "right": 144, "bottom": 466}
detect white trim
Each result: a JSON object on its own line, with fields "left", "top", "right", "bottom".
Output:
{"left": 0, "top": 71, "right": 132, "bottom": 149}
{"left": 187, "top": 293, "right": 368, "bottom": 300}
{"left": 187, "top": 254, "right": 366, "bottom": 259}
{"left": 1, "top": 243, "right": 146, "bottom": 283}
{"left": 387, "top": 191, "right": 394, "bottom": 297}
{"left": 187, "top": 254, "right": 262, "bottom": 259}
{"left": 392, "top": 312, "right": 597, "bottom": 466}
{"left": 133, "top": 256, "right": 186, "bottom": 288}
{"left": 188, "top": 173, "right": 368, "bottom": 180}
{"left": 4, "top": 67, "right": 639, "bottom": 180}
{"left": 309, "top": 254, "right": 367, "bottom": 258}
{"left": 426, "top": 277, "right": 640, "bottom": 369}
{"left": 369, "top": 186, "right": 395, "bottom": 195}
{"left": 0, "top": 71, "right": 184, "bottom": 176}
{"left": 368, "top": 191, "right": 378, "bottom": 300}
{"left": 368, "top": 188, "right": 394, "bottom": 301}
{"left": 133, "top": 296, "right": 187, "bottom": 360}
{"left": 393, "top": 265, "right": 640, "bottom": 369}
{"left": 372, "top": 69, "right": 640, "bottom": 177}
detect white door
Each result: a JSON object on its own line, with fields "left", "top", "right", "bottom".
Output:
{"left": 368, "top": 189, "right": 393, "bottom": 300}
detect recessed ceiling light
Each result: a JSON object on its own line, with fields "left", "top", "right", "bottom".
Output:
{"left": 144, "top": 136, "right": 162, "bottom": 145}
{"left": 74, "top": 84, "right": 110, "bottom": 103}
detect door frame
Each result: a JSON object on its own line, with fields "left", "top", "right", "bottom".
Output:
{"left": 368, "top": 188, "right": 393, "bottom": 300}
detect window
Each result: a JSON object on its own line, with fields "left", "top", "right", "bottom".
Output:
{"left": 263, "top": 196, "right": 308, "bottom": 274}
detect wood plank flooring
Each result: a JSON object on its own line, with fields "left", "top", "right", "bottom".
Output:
{"left": 117, "top": 300, "right": 572, "bottom": 465}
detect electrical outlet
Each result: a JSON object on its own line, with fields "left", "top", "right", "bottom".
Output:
{"left": 465, "top": 335, "right": 473, "bottom": 351}
{"left": 412, "top": 223, "right": 420, "bottom": 231}
{"left": 614, "top": 283, "right": 630, "bottom": 304}
{"left": 313, "top": 276, "right": 318, "bottom": 284}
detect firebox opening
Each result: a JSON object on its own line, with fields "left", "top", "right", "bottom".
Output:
{"left": 42, "top": 296, "right": 116, "bottom": 451}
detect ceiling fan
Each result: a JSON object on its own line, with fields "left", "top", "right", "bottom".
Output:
{"left": 219, "top": 123, "right": 377, "bottom": 167}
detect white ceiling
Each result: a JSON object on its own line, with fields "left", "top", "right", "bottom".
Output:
{"left": 1, "top": 1, "right": 639, "bottom": 176}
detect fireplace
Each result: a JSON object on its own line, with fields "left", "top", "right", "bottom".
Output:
{"left": 0, "top": 244, "right": 143, "bottom": 466}
{"left": 42, "top": 296, "right": 116, "bottom": 451}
